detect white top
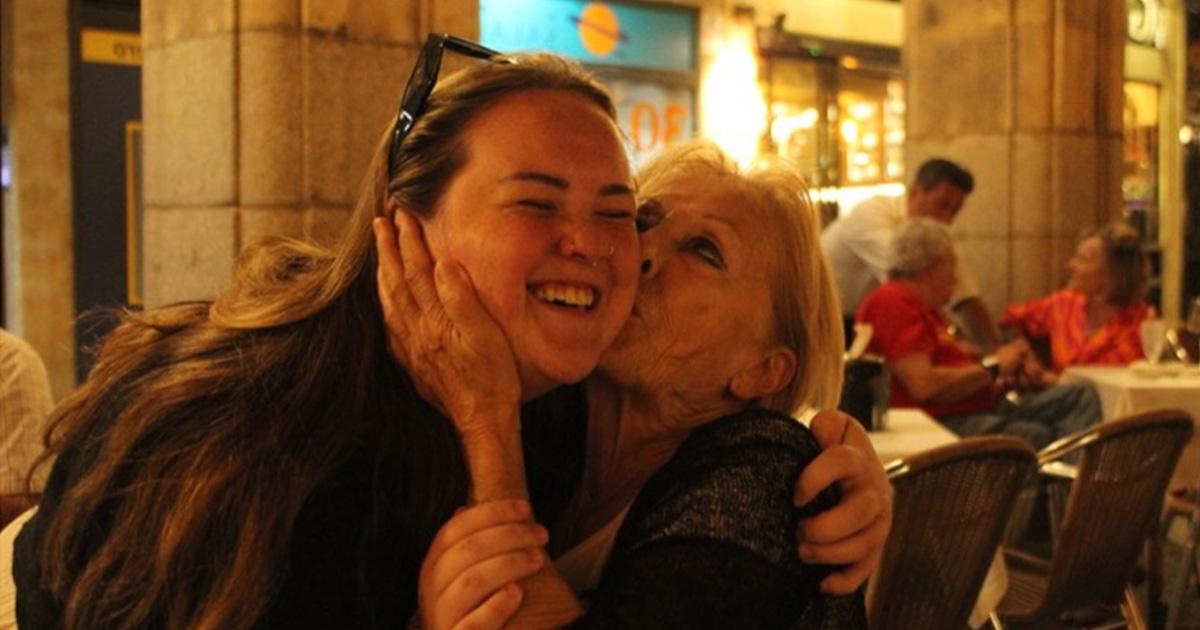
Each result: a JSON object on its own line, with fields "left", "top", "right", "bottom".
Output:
{"left": 820, "top": 195, "right": 980, "bottom": 317}
{"left": 0, "top": 508, "right": 36, "bottom": 630}
{"left": 0, "top": 329, "right": 54, "bottom": 494}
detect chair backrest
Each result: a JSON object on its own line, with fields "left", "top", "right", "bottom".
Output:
{"left": 868, "top": 436, "right": 1037, "bottom": 630}
{"left": 1040, "top": 409, "right": 1194, "bottom": 612}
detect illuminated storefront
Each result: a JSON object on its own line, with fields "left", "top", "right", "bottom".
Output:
{"left": 1123, "top": 0, "right": 1191, "bottom": 314}
{"left": 480, "top": 0, "right": 698, "bottom": 166}
{"left": 758, "top": 29, "right": 904, "bottom": 223}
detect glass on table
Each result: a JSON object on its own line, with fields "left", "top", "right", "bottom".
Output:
{"left": 1140, "top": 319, "right": 1166, "bottom": 365}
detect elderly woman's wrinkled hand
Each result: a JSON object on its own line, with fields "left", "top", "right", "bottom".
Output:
{"left": 418, "top": 499, "right": 548, "bottom": 630}
{"left": 793, "top": 410, "right": 893, "bottom": 595}
{"left": 373, "top": 210, "right": 521, "bottom": 436}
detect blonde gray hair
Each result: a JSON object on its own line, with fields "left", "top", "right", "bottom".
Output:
{"left": 637, "top": 140, "right": 844, "bottom": 414}
{"left": 889, "top": 218, "right": 954, "bottom": 278}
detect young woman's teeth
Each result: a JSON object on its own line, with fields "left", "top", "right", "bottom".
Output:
{"left": 534, "top": 284, "right": 595, "bottom": 309}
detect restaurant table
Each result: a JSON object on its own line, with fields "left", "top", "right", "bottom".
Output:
{"left": 867, "top": 408, "right": 1006, "bottom": 629}
{"left": 868, "top": 408, "right": 959, "bottom": 464}
{"left": 1062, "top": 365, "right": 1200, "bottom": 491}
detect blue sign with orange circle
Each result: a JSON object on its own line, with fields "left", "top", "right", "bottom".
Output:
{"left": 480, "top": 0, "right": 697, "bottom": 73}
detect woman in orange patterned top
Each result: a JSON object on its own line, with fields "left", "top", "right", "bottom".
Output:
{"left": 1001, "top": 223, "right": 1150, "bottom": 374}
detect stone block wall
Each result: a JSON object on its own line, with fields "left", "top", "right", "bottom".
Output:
{"left": 4, "top": 0, "right": 75, "bottom": 399}
{"left": 905, "top": 0, "right": 1125, "bottom": 319}
{"left": 141, "top": 0, "right": 477, "bottom": 307}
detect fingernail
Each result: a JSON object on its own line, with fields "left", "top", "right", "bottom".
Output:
{"left": 513, "top": 499, "right": 531, "bottom": 517}
{"left": 533, "top": 525, "right": 549, "bottom": 543}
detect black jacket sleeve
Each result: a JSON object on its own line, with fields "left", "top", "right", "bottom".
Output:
{"left": 571, "top": 409, "right": 866, "bottom": 630}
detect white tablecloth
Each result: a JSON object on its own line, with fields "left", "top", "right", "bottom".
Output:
{"left": 1063, "top": 366, "right": 1200, "bottom": 490}
{"left": 867, "top": 408, "right": 1005, "bottom": 629}
{"left": 868, "top": 408, "right": 959, "bottom": 464}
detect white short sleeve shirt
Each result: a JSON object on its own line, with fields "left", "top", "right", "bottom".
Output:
{"left": 820, "top": 195, "right": 979, "bottom": 317}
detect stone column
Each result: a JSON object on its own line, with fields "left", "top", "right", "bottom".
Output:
{"left": 904, "top": 0, "right": 1126, "bottom": 315}
{"left": 141, "top": 0, "right": 477, "bottom": 307}
{"left": 4, "top": 0, "right": 76, "bottom": 399}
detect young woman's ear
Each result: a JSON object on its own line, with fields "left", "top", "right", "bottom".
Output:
{"left": 729, "top": 347, "right": 797, "bottom": 401}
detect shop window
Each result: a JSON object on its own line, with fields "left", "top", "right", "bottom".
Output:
{"left": 762, "top": 53, "right": 903, "bottom": 224}
{"left": 1122, "top": 80, "right": 1159, "bottom": 239}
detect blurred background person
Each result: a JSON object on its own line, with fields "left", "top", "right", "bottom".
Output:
{"left": 821, "top": 158, "right": 998, "bottom": 352}
{"left": 0, "top": 328, "right": 54, "bottom": 528}
{"left": 1001, "top": 223, "right": 1151, "bottom": 374}
{"left": 856, "top": 219, "right": 1101, "bottom": 449}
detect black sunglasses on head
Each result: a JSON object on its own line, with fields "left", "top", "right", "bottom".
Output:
{"left": 388, "top": 33, "right": 503, "bottom": 175}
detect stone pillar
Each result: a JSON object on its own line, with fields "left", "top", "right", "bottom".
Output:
{"left": 904, "top": 0, "right": 1126, "bottom": 315}
{"left": 4, "top": 0, "right": 76, "bottom": 399}
{"left": 141, "top": 0, "right": 477, "bottom": 307}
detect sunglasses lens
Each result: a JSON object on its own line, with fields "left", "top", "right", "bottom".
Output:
{"left": 389, "top": 35, "right": 499, "bottom": 173}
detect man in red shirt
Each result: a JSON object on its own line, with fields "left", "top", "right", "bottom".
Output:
{"left": 856, "top": 219, "right": 1100, "bottom": 448}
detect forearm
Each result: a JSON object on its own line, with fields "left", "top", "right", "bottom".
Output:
{"left": 458, "top": 417, "right": 583, "bottom": 628}
{"left": 459, "top": 415, "right": 528, "bottom": 503}
{"left": 954, "top": 298, "right": 1000, "bottom": 351}
{"left": 926, "top": 364, "right": 992, "bottom": 404}
{"left": 906, "top": 365, "right": 992, "bottom": 405}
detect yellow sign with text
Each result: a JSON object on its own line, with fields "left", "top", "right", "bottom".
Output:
{"left": 81, "top": 29, "right": 141, "bottom": 66}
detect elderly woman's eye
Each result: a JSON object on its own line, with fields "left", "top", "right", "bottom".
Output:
{"left": 688, "top": 237, "right": 725, "bottom": 269}
{"left": 635, "top": 200, "right": 665, "bottom": 233}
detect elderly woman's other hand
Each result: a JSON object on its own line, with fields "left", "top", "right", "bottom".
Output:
{"left": 418, "top": 499, "right": 549, "bottom": 630}
{"left": 374, "top": 209, "right": 522, "bottom": 437}
{"left": 793, "top": 410, "right": 892, "bottom": 594}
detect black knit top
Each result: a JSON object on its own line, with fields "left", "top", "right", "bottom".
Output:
{"left": 570, "top": 408, "right": 867, "bottom": 629}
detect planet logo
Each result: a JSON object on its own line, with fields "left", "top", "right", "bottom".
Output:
{"left": 571, "top": 3, "right": 628, "bottom": 58}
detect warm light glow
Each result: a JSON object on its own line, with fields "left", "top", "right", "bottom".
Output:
{"left": 848, "top": 101, "right": 876, "bottom": 120}
{"left": 1179, "top": 125, "right": 1195, "bottom": 145}
{"left": 840, "top": 55, "right": 860, "bottom": 70}
{"left": 769, "top": 108, "right": 818, "bottom": 149}
{"left": 840, "top": 119, "right": 859, "bottom": 144}
{"left": 701, "top": 16, "right": 766, "bottom": 168}
{"left": 810, "top": 183, "right": 907, "bottom": 216}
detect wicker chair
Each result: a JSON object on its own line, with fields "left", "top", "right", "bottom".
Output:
{"left": 867, "top": 436, "right": 1037, "bottom": 630}
{"left": 997, "top": 409, "right": 1194, "bottom": 628}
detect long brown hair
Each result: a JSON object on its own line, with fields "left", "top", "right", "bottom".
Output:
{"left": 34, "top": 53, "right": 614, "bottom": 630}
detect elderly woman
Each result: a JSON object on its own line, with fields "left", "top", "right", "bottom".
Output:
{"left": 1001, "top": 222, "right": 1151, "bottom": 372}
{"left": 387, "top": 142, "right": 870, "bottom": 628}
{"left": 12, "top": 47, "right": 886, "bottom": 630}
{"left": 854, "top": 218, "right": 1100, "bottom": 448}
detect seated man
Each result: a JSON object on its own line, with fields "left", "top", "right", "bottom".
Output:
{"left": 856, "top": 219, "right": 1101, "bottom": 449}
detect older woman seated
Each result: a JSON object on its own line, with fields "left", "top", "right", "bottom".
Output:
{"left": 855, "top": 218, "right": 1100, "bottom": 448}
{"left": 1001, "top": 222, "right": 1150, "bottom": 372}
